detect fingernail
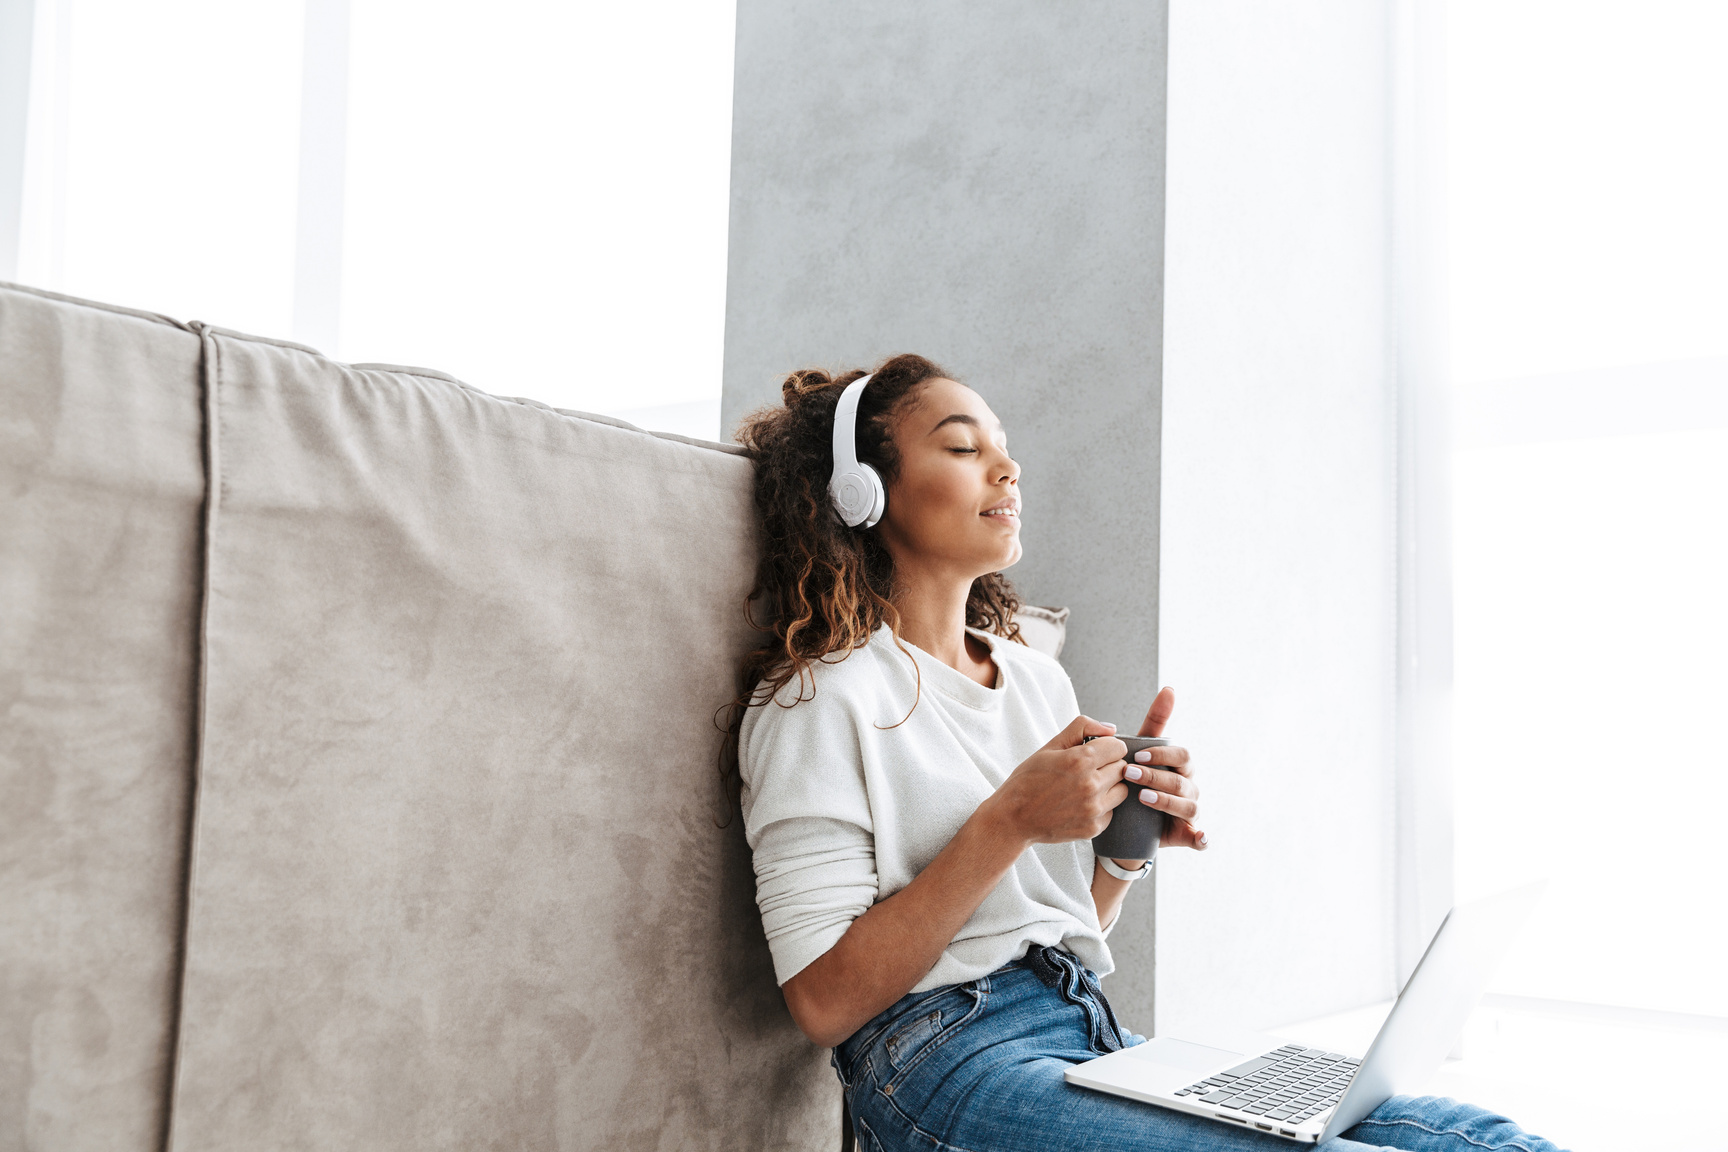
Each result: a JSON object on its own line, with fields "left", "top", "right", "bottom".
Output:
{"left": 1125, "top": 766, "right": 1142, "bottom": 781}
{"left": 1139, "top": 790, "right": 1158, "bottom": 805}
{"left": 1134, "top": 750, "right": 1152, "bottom": 764}
{"left": 1198, "top": 832, "right": 1209, "bottom": 848}
{"left": 1103, "top": 722, "right": 1117, "bottom": 732}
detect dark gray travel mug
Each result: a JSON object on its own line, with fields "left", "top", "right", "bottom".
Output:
{"left": 1087, "top": 735, "right": 1170, "bottom": 862}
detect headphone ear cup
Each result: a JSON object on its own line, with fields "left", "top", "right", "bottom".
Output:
{"left": 860, "top": 464, "right": 886, "bottom": 529}
{"left": 830, "top": 471, "right": 863, "bottom": 525}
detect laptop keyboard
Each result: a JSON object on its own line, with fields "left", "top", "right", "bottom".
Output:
{"left": 1173, "top": 1044, "right": 1361, "bottom": 1126}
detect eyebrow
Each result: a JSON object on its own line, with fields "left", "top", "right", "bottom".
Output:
{"left": 929, "top": 413, "right": 999, "bottom": 434}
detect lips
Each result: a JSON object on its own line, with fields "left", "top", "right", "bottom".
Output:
{"left": 981, "top": 499, "right": 1021, "bottom": 519}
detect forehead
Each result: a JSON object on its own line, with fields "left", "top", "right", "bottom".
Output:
{"left": 901, "top": 377, "right": 1001, "bottom": 431}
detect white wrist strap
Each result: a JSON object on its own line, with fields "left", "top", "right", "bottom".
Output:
{"left": 1098, "top": 855, "right": 1153, "bottom": 882}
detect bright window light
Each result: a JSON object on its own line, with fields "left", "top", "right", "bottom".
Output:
{"left": 1448, "top": 0, "right": 1728, "bottom": 383}
{"left": 1453, "top": 429, "right": 1728, "bottom": 1016}
{"left": 1448, "top": 0, "right": 1728, "bottom": 1019}
{"left": 339, "top": 0, "right": 735, "bottom": 422}
{"left": 15, "top": 0, "right": 736, "bottom": 435}
{"left": 17, "top": 0, "right": 303, "bottom": 335}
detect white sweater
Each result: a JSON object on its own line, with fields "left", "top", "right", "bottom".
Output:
{"left": 738, "top": 624, "right": 1114, "bottom": 993}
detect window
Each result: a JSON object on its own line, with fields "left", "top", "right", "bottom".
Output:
{"left": 1448, "top": 0, "right": 1728, "bottom": 1020}
{"left": 11, "top": 0, "right": 735, "bottom": 437}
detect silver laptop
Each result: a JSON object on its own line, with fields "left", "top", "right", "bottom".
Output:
{"left": 1065, "top": 882, "right": 1544, "bottom": 1143}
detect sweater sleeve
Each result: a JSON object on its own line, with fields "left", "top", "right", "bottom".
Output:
{"left": 739, "top": 680, "right": 881, "bottom": 986}
{"left": 750, "top": 816, "right": 878, "bottom": 985}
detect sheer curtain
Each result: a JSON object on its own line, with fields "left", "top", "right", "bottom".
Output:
{"left": 339, "top": 0, "right": 734, "bottom": 429}
{"left": 12, "top": 0, "right": 735, "bottom": 437}
{"left": 1447, "top": 0, "right": 1728, "bottom": 1019}
{"left": 15, "top": 0, "right": 304, "bottom": 333}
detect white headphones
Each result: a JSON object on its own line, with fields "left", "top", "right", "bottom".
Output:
{"left": 828, "top": 373, "right": 887, "bottom": 529}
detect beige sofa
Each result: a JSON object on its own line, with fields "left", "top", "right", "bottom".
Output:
{"left": 1, "top": 282, "right": 1077, "bottom": 1150}
{"left": 1, "top": 281, "right": 843, "bottom": 1150}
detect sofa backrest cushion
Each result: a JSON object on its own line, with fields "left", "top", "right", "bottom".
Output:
{"left": 0, "top": 281, "right": 837, "bottom": 1152}
{"left": 0, "top": 285, "right": 204, "bottom": 1152}
{"left": 165, "top": 330, "right": 833, "bottom": 1149}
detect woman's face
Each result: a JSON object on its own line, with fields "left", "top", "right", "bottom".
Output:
{"left": 877, "top": 377, "right": 1022, "bottom": 582}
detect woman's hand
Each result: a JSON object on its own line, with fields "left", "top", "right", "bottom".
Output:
{"left": 1092, "top": 687, "right": 1204, "bottom": 933}
{"left": 1128, "top": 686, "right": 1205, "bottom": 851}
{"left": 984, "top": 715, "right": 1132, "bottom": 846}
{"left": 783, "top": 726, "right": 1112, "bottom": 1046}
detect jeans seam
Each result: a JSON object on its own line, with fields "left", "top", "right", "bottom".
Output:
{"left": 1079, "top": 968, "right": 1128, "bottom": 1049}
{"left": 849, "top": 983, "right": 956, "bottom": 1059}
{"left": 842, "top": 979, "right": 974, "bottom": 1086}
{"left": 882, "top": 983, "right": 989, "bottom": 1091}
{"left": 881, "top": 1092, "right": 990, "bottom": 1152}
{"left": 1058, "top": 959, "right": 1115, "bottom": 1053}
{"left": 830, "top": 1048, "right": 852, "bottom": 1092}
{"left": 855, "top": 1109, "right": 906, "bottom": 1152}
{"left": 1351, "top": 1117, "right": 1540, "bottom": 1152}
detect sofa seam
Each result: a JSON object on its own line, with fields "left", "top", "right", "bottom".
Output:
{"left": 157, "top": 323, "right": 223, "bottom": 1152}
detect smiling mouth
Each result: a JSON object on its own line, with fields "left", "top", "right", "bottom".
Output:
{"left": 981, "top": 507, "right": 1020, "bottom": 519}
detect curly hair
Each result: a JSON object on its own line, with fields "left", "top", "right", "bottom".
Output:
{"left": 716, "top": 353, "right": 1023, "bottom": 815}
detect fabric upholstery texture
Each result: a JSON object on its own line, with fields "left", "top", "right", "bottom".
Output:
{"left": 168, "top": 333, "right": 832, "bottom": 1149}
{"left": 1013, "top": 605, "right": 1069, "bottom": 660}
{"left": 0, "top": 285, "right": 204, "bottom": 1152}
{"left": 1, "top": 283, "right": 836, "bottom": 1150}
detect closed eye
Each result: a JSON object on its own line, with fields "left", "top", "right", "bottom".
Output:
{"left": 948, "top": 446, "right": 978, "bottom": 455}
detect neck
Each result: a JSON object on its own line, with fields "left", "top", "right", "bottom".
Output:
{"left": 891, "top": 566, "right": 982, "bottom": 674}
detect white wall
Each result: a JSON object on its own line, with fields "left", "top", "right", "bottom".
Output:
{"left": 1155, "top": 0, "right": 1401, "bottom": 1035}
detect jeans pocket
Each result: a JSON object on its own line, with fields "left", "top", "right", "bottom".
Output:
{"left": 879, "top": 984, "right": 986, "bottom": 1097}
{"left": 884, "top": 1008, "right": 941, "bottom": 1070}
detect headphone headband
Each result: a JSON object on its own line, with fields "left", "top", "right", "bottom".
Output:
{"left": 828, "top": 373, "right": 886, "bottom": 528}
{"left": 830, "top": 374, "right": 873, "bottom": 479}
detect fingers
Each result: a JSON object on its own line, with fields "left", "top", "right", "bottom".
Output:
{"left": 1084, "top": 716, "right": 1119, "bottom": 737}
{"left": 1125, "top": 743, "right": 1191, "bottom": 775}
{"left": 1078, "top": 735, "right": 1127, "bottom": 771}
{"left": 1052, "top": 714, "right": 1117, "bottom": 749}
{"left": 1138, "top": 784, "right": 1198, "bottom": 824}
{"left": 1088, "top": 779, "right": 1131, "bottom": 839}
{"left": 1122, "top": 765, "right": 1195, "bottom": 798}
{"left": 1138, "top": 686, "right": 1175, "bottom": 737}
{"left": 1162, "top": 817, "right": 1210, "bottom": 851}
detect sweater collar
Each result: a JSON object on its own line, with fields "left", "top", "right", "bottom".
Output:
{"left": 877, "top": 625, "right": 1007, "bottom": 712}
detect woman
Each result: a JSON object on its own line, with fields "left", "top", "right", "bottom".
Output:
{"left": 729, "top": 354, "right": 1561, "bottom": 1151}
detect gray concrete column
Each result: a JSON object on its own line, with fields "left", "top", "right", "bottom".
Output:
{"left": 721, "top": 0, "right": 1169, "bottom": 1021}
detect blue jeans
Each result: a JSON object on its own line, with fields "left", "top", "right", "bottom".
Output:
{"left": 833, "top": 946, "right": 1567, "bottom": 1152}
